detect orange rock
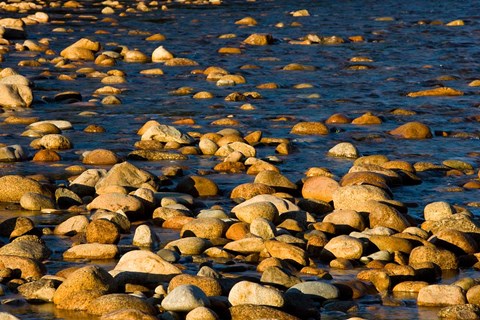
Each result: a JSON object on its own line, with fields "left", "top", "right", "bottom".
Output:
{"left": 244, "top": 33, "right": 273, "bottom": 46}
{"left": 302, "top": 176, "right": 339, "bottom": 202}
{"left": 83, "top": 149, "right": 120, "bottom": 165}
{"left": 325, "top": 113, "right": 350, "bottom": 124}
{"left": 407, "top": 87, "right": 463, "bottom": 97}
{"left": 390, "top": 122, "right": 432, "bottom": 139}
{"left": 351, "top": 112, "right": 382, "bottom": 125}
{"left": 290, "top": 121, "right": 329, "bottom": 135}
{"left": 226, "top": 222, "right": 250, "bottom": 240}
{"left": 32, "top": 149, "right": 61, "bottom": 162}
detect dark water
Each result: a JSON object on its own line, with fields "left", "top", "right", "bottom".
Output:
{"left": 0, "top": 0, "right": 479, "bottom": 319}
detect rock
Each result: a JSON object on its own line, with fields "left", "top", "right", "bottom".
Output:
{"left": 54, "top": 215, "right": 89, "bottom": 236}
{"left": 29, "top": 120, "right": 73, "bottom": 130}
{"left": 327, "top": 142, "right": 359, "bottom": 158}
{"left": 229, "top": 305, "right": 300, "bottom": 320}
{"left": 1, "top": 235, "right": 50, "bottom": 259}
{"left": 438, "top": 304, "right": 480, "bottom": 320}
{"left": 152, "top": 46, "right": 174, "bottom": 62}
{"left": 253, "top": 170, "right": 297, "bottom": 192}
{"left": 38, "top": 134, "right": 72, "bottom": 149}
{"left": 113, "top": 250, "right": 182, "bottom": 275}
{"left": 409, "top": 246, "right": 458, "bottom": 270}
{"left": 260, "top": 266, "right": 301, "bottom": 288}
{"left": 20, "top": 192, "right": 55, "bottom": 211}
{"left": 265, "top": 240, "right": 308, "bottom": 267}
{"left": 421, "top": 215, "right": 480, "bottom": 234}
{"left": 369, "top": 235, "right": 413, "bottom": 254}
{"left": 0, "top": 255, "right": 44, "bottom": 280}
{"left": 417, "top": 284, "right": 466, "bottom": 306}
{"left": 224, "top": 237, "right": 265, "bottom": 255}
{"left": 17, "top": 278, "right": 58, "bottom": 302}
{"left": 0, "top": 145, "right": 26, "bottom": 162}
{"left": 186, "top": 307, "right": 219, "bottom": 320}
{"left": 199, "top": 138, "right": 218, "bottom": 155}
{"left": 63, "top": 243, "right": 118, "bottom": 259}
{"left": 424, "top": 201, "right": 454, "bottom": 221}
{"left": 95, "top": 162, "right": 159, "bottom": 192}
{"left": 430, "top": 229, "right": 478, "bottom": 255}
{"left": 33, "top": 149, "right": 61, "bottom": 162}
{"left": 323, "top": 210, "right": 365, "bottom": 233}
{"left": 302, "top": 176, "right": 339, "bottom": 203}
{"left": 290, "top": 122, "right": 328, "bottom": 135}
{"left": 250, "top": 218, "right": 277, "bottom": 240}
{"left": 0, "top": 217, "right": 35, "bottom": 238}
{"left": 332, "top": 185, "right": 391, "bottom": 212}
{"left": 53, "top": 265, "right": 114, "bottom": 310}
{"left": 100, "top": 309, "right": 158, "bottom": 320}
{"left": 161, "top": 284, "right": 210, "bottom": 312}
{"left": 87, "top": 193, "right": 144, "bottom": 217}
{"left": 392, "top": 281, "right": 429, "bottom": 293}
{"left": 141, "top": 124, "right": 194, "bottom": 144}
{"left": 168, "top": 274, "right": 222, "bottom": 296}
{"left": 0, "top": 84, "right": 33, "bottom": 108}
{"left": 322, "top": 235, "right": 364, "bottom": 260}
{"left": 60, "top": 38, "right": 100, "bottom": 61}
{"left": 164, "top": 237, "right": 210, "bottom": 255}
{"left": 407, "top": 87, "right": 463, "bottom": 97}
{"left": 127, "top": 150, "right": 188, "bottom": 161}
{"left": 351, "top": 112, "right": 382, "bottom": 125}
{"left": 0, "top": 175, "right": 50, "bottom": 203}
{"left": 55, "top": 188, "right": 82, "bottom": 209}
{"left": 244, "top": 33, "right": 273, "bottom": 45}
{"left": 232, "top": 201, "right": 279, "bottom": 224}
{"left": 176, "top": 176, "right": 219, "bottom": 197}
{"left": 286, "top": 281, "right": 339, "bottom": 300}
{"left": 340, "top": 171, "right": 389, "bottom": 190}
{"left": 70, "top": 169, "right": 107, "bottom": 196}
{"left": 83, "top": 149, "right": 120, "bottom": 165}
{"left": 132, "top": 224, "right": 159, "bottom": 248}
{"left": 87, "top": 293, "right": 156, "bottom": 316}
{"left": 228, "top": 281, "right": 284, "bottom": 307}
{"left": 233, "top": 194, "right": 299, "bottom": 215}
{"left": 368, "top": 201, "right": 411, "bottom": 232}
{"left": 389, "top": 122, "right": 432, "bottom": 139}
{"left": 180, "top": 218, "right": 228, "bottom": 239}
{"left": 91, "top": 210, "right": 131, "bottom": 233}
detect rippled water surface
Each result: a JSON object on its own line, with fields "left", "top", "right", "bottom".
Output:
{"left": 0, "top": 0, "right": 480, "bottom": 319}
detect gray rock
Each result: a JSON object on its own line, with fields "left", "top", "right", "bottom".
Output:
{"left": 95, "top": 162, "right": 159, "bottom": 192}
{"left": 20, "top": 192, "right": 55, "bottom": 211}
{"left": 286, "top": 281, "right": 339, "bottom": 300}
{"left": 161, "top": 284, "right": 210, "bottom": 312}
{"left": 55, "top": 187, "right": 83, "bottom": 209}
{"left": 17, "top": 278, "right": 60, "bottom": 302}
{"left": 260, "top": 266, "right": 301, "bottom": 288}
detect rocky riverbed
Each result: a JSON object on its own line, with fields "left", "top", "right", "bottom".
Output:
{"left": 0, "top": 0, "right": 479, "bottom": 319}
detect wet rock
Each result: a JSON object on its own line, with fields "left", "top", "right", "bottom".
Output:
{"left": 17, "top": 278, "right": 58, "bottom": 302}
{"left": 100, "top": 308, "right": 158, "bottom": 320}
{"left": 409, "top": 246, "right": 458, "bottom": 270}
{"left": 37, "top": 134, "right": 72, "bottom": 149}
{"left": 368, "top": 201, "right": 411, "bottom": 232}
{"left": 389, "top": 122, "right": 432, "bottom": 139}
{"left": 290, "top": 121, "right": 328, "bottom": 135}
{"left": 253, "top": 170, "right": 297, "bottom": 192}
{"left": 438, "top": 304, "right": 480, "bottom": 320}
{"left": 232, "top": 201, "right": 278, "bottom": 224}
{"left": 417, "top": 284, "right": 466, "bottom": 306}
{"left": 87, "top": 293, "right": 156, "bottom": 316}
{"left": 113, "top": 250, "right": 182, "bottom": 275}
{"left": 0, "top": 217, "right": 35, "bottom": 238}
{"left": 176, "top": 176, "right": 219, "bottom": 197}
{"left": 0, "top": 235, "right": 50, "bottom": 260}
{"left": 63, "top": 243, "right": 118, "bottom": 260}
{"left": 332, "top": 185, "right": 391, "bottom": 211}
{"left": 0, "top": 145, "right": 26, "bottom": 162}
{"left": 152, "top": 46, "right": 174, "bottom": 62}
{"left": 53, "top": 265, "right": 114, "bottom": 310}
{"left": 327, "top": 142, "right": 359, "bottom": 158}
{"left": 265, "top": 240, "right": 308, "bottom": 267}
{"left": 244, "top": 33, "right": 273, "bottom": 45}
{"left": 286, "top": 281, "right": 339, "bottom": 300}
{"left": 181, "top": 218, "right": 227, "bottom": 239}
{"left": 162, "top": 284, "right": 210, "bottom": 312}
{"left": 430, "top": 229, "right": 478, "bottom": 255}
{"left": 250, "top": 218, "right": 277, "bottom": 240}
{"left": 20, "top": 192, "right": 55, "bottom": 211}
{"left": 424, "top": 201, "right": 454, "bottom": 221}
{"left": 33, "top": 149, "right": 61, "bottom": 162}
{"left": 369, "top": 235, "right": 413, "bottom": 254}
{"left": 322, "top": 235, "right": 364, "bottom": 260}
{"left": 229, "top": 305, "right": 300, "bottom": 320}
{"left": 83, "top": 149, "right": 120, "bottom": 165}
{"left": 164, "top": 237, "right": 210, "bottom": 255}
{"left": 228, "top": 281, "right": 284, "bottom": 307}
{"left": 260, "top": 266, "right": 301, "bottom": 288}
{"left": 132, "top": 224, "right": 159, "bottom": 248}
{"left": 0, "top": 175, "right": 50, "bottom": 203}
{"left": 186, "top": 307, "right": 219, "bottom": 320}
{"left": 302, "top": 176, "right": 339, "bottom": 203}
{"left": 0, "top": 255, "right": 44, "bottom": 280}
{"left": 168, "top": 274, "right": 222, "bottom": 296}
{"left": 351, "top": 112, "right": 382, "bottom": 125}
{"left": 87, "top": 193, "right": 144, "bottom": 217}
{"left": 54, "top": 215, "right": 89, "bottom": 235}
{"left": 392, "top": 281, "right": 429, "bottom": 293}
{"left": 421, "top": 215, "right": 480, "bottom": 234}
{"left": 407, "top": 87, "right": 463, "bottom": 97}
{"left": 224, "top": 237, "right": 265, "bottom": 255}
{"left": 0, "top": 84, "right": 33, "bottom": 108}
{"left": 60, "top": 38, "right": 101, "bottom": 61}
{"left": 127, "top": 150, "right": 188, "bottom": 161}
{"left": 323, "top": 210, "right": 365, "bottom": 233}
{"left": 95, "top": 162, "right": 159, "bottom": 192}
{"left": 55, "top": 188, "right": 82, "bottom": 209}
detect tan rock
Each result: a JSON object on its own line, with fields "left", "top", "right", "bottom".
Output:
{"left": 368, "top": 201, "right": 411, "bottom": 232}
{"left": 407, "top": 87, "right": 463, "bottom": 97}
{"left": 176, "top": 176, "right": 219, "bottom": 197}
{"left": 332, "top": 185, "right": 391, "bottom": 212}
{"left": 430, "top": 229, "right": 478, "bottom": 254}
{"left": 253, "top": 170, "right": 297, "bottom": 192}
{"left": 229, "top": 305, "right": 299, "bottom": 320}
{"left": 163, "top": 237, "right": 210, "bottom": 255}
{"left": 86, "top": 219, "right": 120, "bottom": 244}
{"left": 180, "top": 218, "right": 228, "bottom": 239}
{"left": 113, "top": 250, "right": 182, "bottom": 275}
{"left": 424, "top": 201, "right": 454, "bottom": 221}
{"left": 32, "top": 149, "right": 61, "bottom": 161}
{"left": 390, "top": 121, "right": 432, "bottom": 139}
{"left": 0, "top": 175, "right": 50, "bottom": 203}
{"left": 232, "top": 201, "right": 279, "bottom": 224}
{"left": 83, "top": 149, "right": 120, "bottom": 165}
{"left": 323, "top": 235, "right": 363, "bottom": 260}
{"left": 228, "top": 281, "right": 284, "bottom": 307}
{"left": 63, "top": 243, "right": 118, "bottom": 259}
{"left": 302, "top": 176, "right": 339, "bottom": 202}
{"left": 87, "top": 193, "right": 144, "bottom": 216}
{"left": 417, "top": 284, "right": 466, "bottom": 306}
{"left": 351, "top": 112, "right": 382, "bottom": 125}
{"left": 168, "top": 274, "right": 222, "bottom": 296}
{"left": 87, "top": 294, "right": 156, "bottom": 316}
{"left": 244, "top": 33, "right": 273, "bottom": 45}
{"left": 392, "top": 281, "right": 429, "bottom": 293}
{"left": 265, "top": 240, "right": 308, "bottom": 267}
{"left": 409, "top": 246, "right": 458, "bottom": 270}
{"left": 290, "top": 121, "right": 328, "bottom": 135}
{"left": 323, "top": 210, "right": 365, "bottom": 233}
{"left": 0, "top": 255, "right": 44, "bottom": 280}
{"left": 369, "top": 235, "right": 413, "bottom": 254}
{"left": 224, "top": 237, "right": 265, "bottom": 255}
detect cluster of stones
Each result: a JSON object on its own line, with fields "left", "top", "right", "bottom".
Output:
{"left": 0, "top": 2, "right": 479, "bottom": 320}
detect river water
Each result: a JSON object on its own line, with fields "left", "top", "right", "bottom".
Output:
{"left": 0, "top": 0, "right": 479, "bottom": 319}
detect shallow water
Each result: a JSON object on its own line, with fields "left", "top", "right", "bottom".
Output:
{"left": 0, "top": 0, "right": 479, "bottom": 319}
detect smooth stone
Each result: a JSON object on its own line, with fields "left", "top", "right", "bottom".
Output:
{"left": 323, "top": 210, "right": 365, "bottom": 233}
{"left": 265, "top": 240, "right": 308, "bottom": 267}
{"left": 54, "top": 215, "right": 89, "bottom": 235}
{"left": 161, "top": 284, "right": 210, "bottom": 312}
{"left": 113, "top": 250, "right": 182, "bottom": 275}
{"left": 250, "top": 217, "right": 277, "bottom": 240}
{"left": 185, "top": 307, "right": 219, "bottom": 320}
{"left": 229, "top": 305, "right": 300, "bottom": 320}
{"left": 260, "top": 266, "right": 301, "bottom": 288}
{"left": 38, "top": 134, "right": 72, "bottom": 149}
{"left": 438, "top": 304, "right": 480, "bottom": 320}
{"left": 327, "top": 142, "right": 359, "bottom": 158}
{"left": 63, "top": 243, "right": 118, "bottom": 259}
{"left": 70, "top": 169, "right": 107, "bottom": 196}
{"left": 253, "top": 170, "right": 297, "bottom": 191}
{"left": 132, "top": 224, "right": 159, "bottom": 248}
{"left": 290, "top": 121, "right": 328, "bottom": 135}
{"left": 424, "top": 201, "right": 454, "bottom": 221}
{"left": 168, "top": 274, "right": 222, "bottom": 296}
{"left": 389, "top": 122, "right": 432, "bottom": 139}
{"left": 141, "top": 124, "right": 194, "bottom": 144}
{"left": 95, "top": 162, "right": 159, "bottom": 192}
{"left": 176, "top": 176, "right": 219, "bottom": 197}
{"left": 233, "top": 201, "right": 279, "bottom": 224}
{"left": 180, "top": 218, "right": 228, "bottom": 240}
{"left": 87, "top": 193, "right": 144, "bottom": 217}
{"left": 409, "top": 246, "right": 458, "bottom": 270}
{"left": 0, "top": 216, "right": 35, "bottom": 238}
{"left": 228, "top": 281, "right": 284, "bottom": 307}
{"left": 127, "top": 150, "right": 188, "bottom": 161}
{"left": 332, "top": 185, "right": 392, "bottom": 212}
{"left": 20, "top": 192, "right": 55, "bottom": 211}
{"left": 0, "top": 236, "right": 50, "bottom": 260}
{"left": 164, "top": 237, "right": 210, "bottom": 255}
{"left": 0, "top": 255, "right": 44, "bottom": 280}
{"left": 17, "top": 278, "right": 58, "bottom": 302}
{"left": 223, "top": 237, "right": 265, "bottom": 255}
{"left": 322, "top": 235, "right": 364, "bottom": 260}
{"left": 286, "top": 281, "right": 339, "bottom": 300}
{"left": 302, "top": 176, "right": 340, "bottom": 203}
{"left": 0, "top": 175, "right": 50, "bottom": 203}
{"left": 100, "top": 308, "right": 158, "bottom": 320}
{"left": 83, "top": 149, "right": 120, "bottom": 165}
{"left": 87, "top": 293, "right": 156, "bottom": 316}
{"left": 230, "top": 183, "right": 276, "bottom": 200}
{"left": 417, "top": 284, "right": 466, "bottom": 306}
{"left": 0, "top": 84, "right": 32, "bottom": 108}
{"left": 0, "top": 144, "right": 26, "bottom": 162}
